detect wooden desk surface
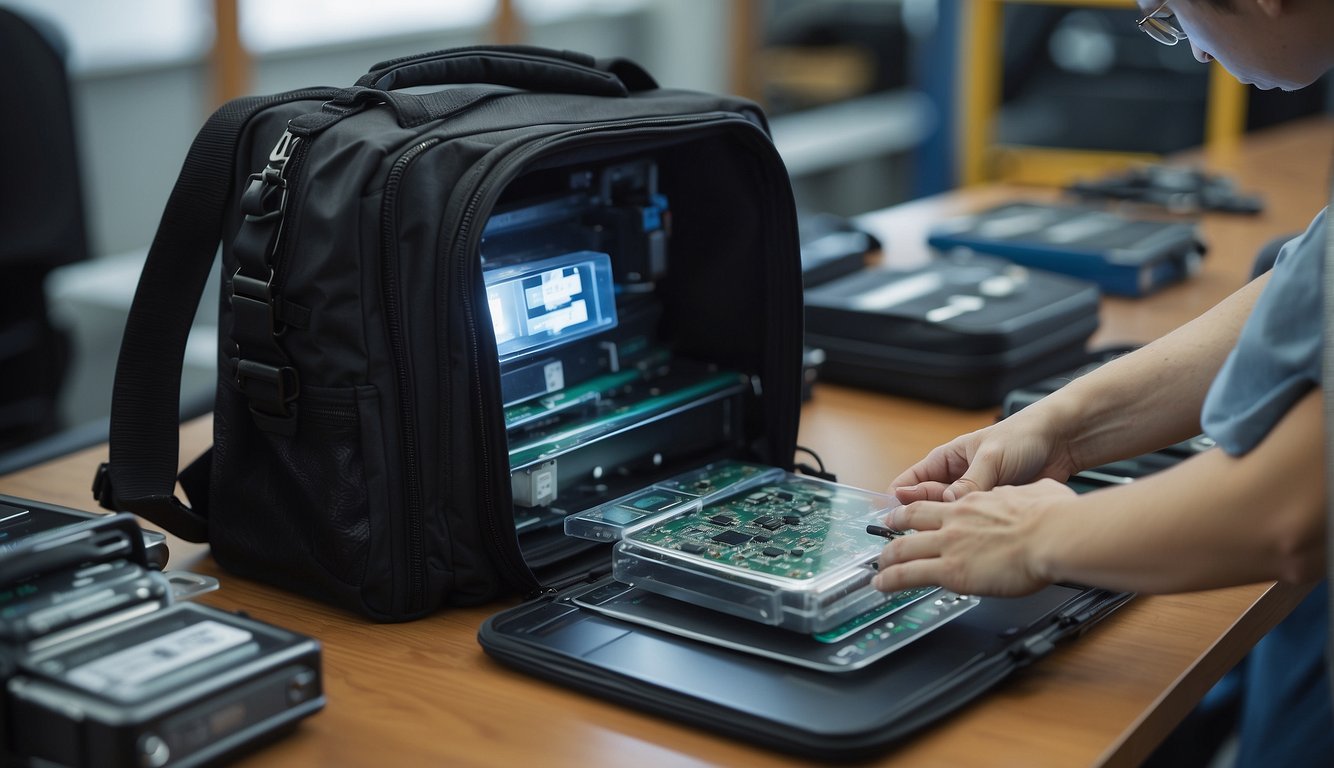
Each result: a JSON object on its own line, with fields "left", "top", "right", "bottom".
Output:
{"left": 2, "top": 117, "right": 1329, "bottom": 767}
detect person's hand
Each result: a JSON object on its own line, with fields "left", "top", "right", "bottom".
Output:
{"left": 871, "top": 479, "right": 1076, "bottom": 597}
{"left": 890, "top": 409, "right": 1077, "bottom": 502}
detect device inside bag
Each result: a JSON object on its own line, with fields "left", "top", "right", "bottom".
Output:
{"left": 0, "top": 501, "right": 325, "bottom": 767}
{"left": 473, "top": 149, "right": 1134, "bottom": 759}
{"left": 481, "top": 145, "right": 801, "bottom": 583}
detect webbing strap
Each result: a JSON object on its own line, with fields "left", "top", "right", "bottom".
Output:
{"left": 95, "top": 89, "right": 339, "bottom": 542}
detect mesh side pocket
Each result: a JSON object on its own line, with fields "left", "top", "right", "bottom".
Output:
{"left": 209, "top": 377, "right": 381, "bottom": 608}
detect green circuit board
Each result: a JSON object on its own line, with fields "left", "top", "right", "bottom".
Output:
{"left": 563, "top": 461, "right": 785, "bottom": 541}
{"left": 507, "top": 369, "right": 747, "bottom": 468}
{"left": 624, "top": 476, "right": 893, "bottom": 582}
{"left": 653, "top": 461, "right": 783, "bottom": 499}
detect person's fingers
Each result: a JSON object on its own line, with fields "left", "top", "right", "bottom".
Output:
{"left": 890, "top": 443, "right": 968, "bottom": 490}
{"left": 886, "top": 500, "right": 943, "bottom": 531}
{"left": 877, "top": 528, "right": 940, "bottom": 568}
{"left": 873, "top": 557, "right": 945, "bottom": 592}
{"left": 892, "top": 481, "right": 950, "bottom": 504}
{"left": 943, "top": 463, "right": 999, "bottom": 501}
{"left": 889, "top": 460, "right": 942, "bottom": 491}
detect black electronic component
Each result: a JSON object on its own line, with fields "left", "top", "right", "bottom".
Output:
{"left": 712, "top": 530, "right": 752, "bottom": 547}
{"left": 865, "top": 524, "right": 902, "bottom": 539}
{"left": 1066, "top": 164, "right": 1263, "bottom": 214}
{"left": 0, "top": 509, "right": 323, "bottom": 766}
{"left": 709, "top": 515, "right": 735, "bottom": 527}
{"left": 7, "top": 603, "right": 323, "bottom": 768}
{"left": 762, "top": 547, "right": 785, "bottom": 558}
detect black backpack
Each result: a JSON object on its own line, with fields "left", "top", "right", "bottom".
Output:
{"left": 95, "top": 46, "right": 803, "bottom": 621}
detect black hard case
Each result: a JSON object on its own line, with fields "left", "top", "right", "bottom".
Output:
{"left": 804, "top": 257, "right": 1100, "bottom": 409}
{"left": 479, "top": 580, "right": 1130, "bottom": 760}
{"left": 0, "top": 512, "right": 324, "bottom": 767}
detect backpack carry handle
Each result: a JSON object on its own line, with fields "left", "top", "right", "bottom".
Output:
{"left": 355, "top": 45, "right": 657, "bottom": 98}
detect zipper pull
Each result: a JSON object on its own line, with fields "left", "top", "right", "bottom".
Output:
{"left": 268, "top": 129, "right": 300, "bottom": 170}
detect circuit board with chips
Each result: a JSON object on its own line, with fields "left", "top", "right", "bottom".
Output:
{"left": 623, "top": 475, "right": 891, "bottom": 581}
{"left": 612, "top": 474, "right": 897, "bottom": 633}
{"left": 563, "top": 460, "right": 784, "bottom": 541}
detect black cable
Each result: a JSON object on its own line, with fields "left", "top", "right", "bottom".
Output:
{"left": 794, "top": 445, "right": 836, "bottom": 482}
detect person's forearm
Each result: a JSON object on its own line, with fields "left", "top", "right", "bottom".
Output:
{"left": 1034, "top": 387, "right": 1325, "bottom": 593}
{"left": 1032, "top": 274, "right": 1269, "bottom": 470}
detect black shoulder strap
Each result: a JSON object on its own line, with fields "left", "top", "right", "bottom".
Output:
{"left": 93, "top": 88, "right": 340, "bottom": 542}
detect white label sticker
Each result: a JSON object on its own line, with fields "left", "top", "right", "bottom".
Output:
{"left": 65, "top": 619, "right": 253, "bottom": 695}
{"left": 543, "top": 361, "right": 565, "bottom": 393}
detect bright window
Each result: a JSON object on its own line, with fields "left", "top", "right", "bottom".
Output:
{"left": 1, "top": 0, "right": 214, "bottom": 74}
{"left": 238, "top": 0, "right": 496, "bottom": 54}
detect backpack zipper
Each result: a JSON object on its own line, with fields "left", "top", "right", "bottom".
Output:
{"left": 448, "top": 113, "right": 797, "bottom": 594}
{"left": 381, "top": 138, "right": 442, "bottom": 612}
{"left": 268, "top": 140, "right": 310, "bottom": 296}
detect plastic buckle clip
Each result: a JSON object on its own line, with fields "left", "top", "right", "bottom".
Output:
{"left": 92, "top": 462, "right": 115, "bottom": 511}
{"left": 236, "top": 360, "right": 299, "bottom": 415}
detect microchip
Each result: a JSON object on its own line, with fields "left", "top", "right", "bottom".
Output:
{"left": 776, "top": 491, "right": 794, "bottom": 501}
{"left": 709, "top": 514, "right": 735, "bottom": 526}
{"left": 712, "top": 530, "right": 752, "bottom": 546}
{"left": 753, "top": 534, "right": 771, "bottom": 543}
{"left": 760, "top": 518, "right": 783, "bottom": 531}
{"left": 791, "top": 548, "right": 804, "bottom": 557}
{"left": 680, "top": 542, "right": 708, "bottom": 555}
{"left": 752, "top": 515, "right": 776, "bottom": 528}
{"left": 782, "top": 514, "right": 802, "bottom": 526}
{"left": 762, "top": 546, "right": 785, "bottom": 558}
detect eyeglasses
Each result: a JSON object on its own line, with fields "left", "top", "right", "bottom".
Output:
{"left": 1136, "top": 1, "right": 1188, "bottom": 46}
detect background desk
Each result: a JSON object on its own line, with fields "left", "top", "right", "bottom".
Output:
{"left": 2, "top": 117, "right": 1329, "bottom": 767}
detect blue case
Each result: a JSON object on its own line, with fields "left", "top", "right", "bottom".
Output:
{"left": 926, "top": 202, "right": 1205, "bottom": 297}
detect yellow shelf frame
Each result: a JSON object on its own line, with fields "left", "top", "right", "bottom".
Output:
{"left": 959, "top": 0, "right": 1248, "bottom": 186}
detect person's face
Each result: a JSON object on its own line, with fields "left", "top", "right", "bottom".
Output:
{"left": 1139, "top": 0, "right": 1324, "bottom": 91}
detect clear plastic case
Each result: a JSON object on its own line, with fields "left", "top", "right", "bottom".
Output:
{"left": 612, "top": 473, "right": 897, "bottom": 633}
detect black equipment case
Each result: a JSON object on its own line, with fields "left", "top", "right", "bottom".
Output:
{"left": 804, "top": 254, "right": 1101, "bottom": 409}
{"left": 93, "top": 46, "right": 1129, "bottom": 760}
{"left": 95, "top": 45, "right": 803, "bottom": 621}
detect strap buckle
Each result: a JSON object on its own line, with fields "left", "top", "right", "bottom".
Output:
{"left": 236, "top": 359, "right": 300, "bottom": 415}
{"left": 92, "top": 462, "right": 116, "bottom": 511}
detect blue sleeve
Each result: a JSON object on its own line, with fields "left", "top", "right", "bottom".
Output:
{"left": 1200, "top": 207, "right": 1327, "bottom": 456}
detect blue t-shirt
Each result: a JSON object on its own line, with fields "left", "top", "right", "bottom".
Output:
{"left": 1197, "top": 207, "right": 1331, "bottom": 768}
{"left": 1201, "top": 207, "right": 1328, "bottom": 455}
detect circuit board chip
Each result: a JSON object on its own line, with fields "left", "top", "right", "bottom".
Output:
{"left": 711, "top": 530, "right": 752, "bottom": 546}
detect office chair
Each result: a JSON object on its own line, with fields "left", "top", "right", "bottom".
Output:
{"left": 0, "top": 8, "right": 90, "bottom": 457}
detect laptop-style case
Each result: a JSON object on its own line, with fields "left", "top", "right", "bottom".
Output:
{"left": 804, "top": 254, "right": 1101, "bottom": 409}
{"left": 479, "top": 577, "right": 1130, "bottom": 760}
